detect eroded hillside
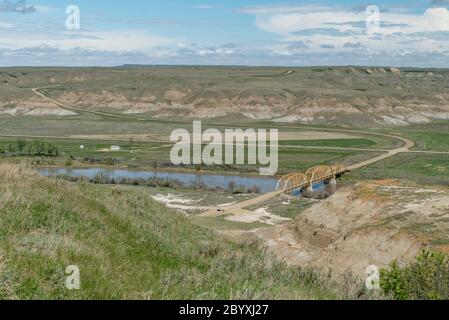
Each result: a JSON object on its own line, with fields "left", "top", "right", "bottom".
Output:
{"left": 233, "top": 180, "right": 449, "bottom": 278}
{"left": 2, "top": 66, "right": 449, "bottom": 126}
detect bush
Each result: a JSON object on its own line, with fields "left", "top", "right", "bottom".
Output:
{"left": 380, "top": 249, "right": 449, "bottom": 300}
{"left": 47, "top": 144, "right": 60, "bottom": 157}
{"left": 232, "top": 186, "right": 246, "bottom": 194}
{"left": 246, "top": 185, "right": 262, "bottom": 194}
{"left": 33, "top": 142, "right": 46, "bottom": 156}
{"left": 8, "top": 143, "right": 16, "bottom": 153}
{"left": 65, "top": 158, "right": 73, "bottom": 167}
{"left": 17, "top": 140, "right": 26, "bottom": 153}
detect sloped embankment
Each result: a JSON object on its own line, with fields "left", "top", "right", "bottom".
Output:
{"left": 255, "top": 180, "right": 449, "bottom": 278}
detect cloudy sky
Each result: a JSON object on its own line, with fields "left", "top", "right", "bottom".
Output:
{"left": 1, "top": 0, "right": 449, "bottom": 67}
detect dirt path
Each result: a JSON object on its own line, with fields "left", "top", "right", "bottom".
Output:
{"left": 199, "top": 191, "right": 283, "bottom": 217}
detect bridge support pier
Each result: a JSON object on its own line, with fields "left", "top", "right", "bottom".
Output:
{"left": 303, "top": 184, "right": 314, "bottom": 198}
{"left": 325, "top": 176, "right": 337, "bottom": 194}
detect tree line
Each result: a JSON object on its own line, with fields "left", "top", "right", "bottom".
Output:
{"left": 0, "top": 140, "right": 60, "bottom": 157}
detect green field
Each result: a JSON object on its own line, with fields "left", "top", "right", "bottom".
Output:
{"left": 391, "top": 123, "right": 449, "bottom": 152}
{"left": 348, "top": 153, "right": 449, "bottom": 186}
{"left": 279, "top": 138, "right": 377, "bottom": 148}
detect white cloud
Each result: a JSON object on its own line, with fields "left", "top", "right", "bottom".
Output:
{"left": 423, "top": 7, "right": 449, "bottom": 31}
{"left": 246, "top": 5, "right": 449, "bottom": 56}
{"left": 255, "top": 11, "right": 363, "bottom": 35}
{"left": 253, "top": 6, "right": 449, "bottom": 35}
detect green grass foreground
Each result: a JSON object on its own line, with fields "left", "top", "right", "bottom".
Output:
{"left": 0, "top": 164, "right": 362, "bottom": 300}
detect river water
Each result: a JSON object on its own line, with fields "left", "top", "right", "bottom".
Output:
{"left": 36, "top": 167, "right": 278, "bottom": 194}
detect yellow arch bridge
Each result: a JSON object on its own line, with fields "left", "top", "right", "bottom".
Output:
{"left": 276, "top": 165, "right": 348, "bottom": 194}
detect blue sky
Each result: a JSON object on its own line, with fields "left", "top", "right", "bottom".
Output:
{"left": 1, "top": 0, "right": 449, "bottom": 66}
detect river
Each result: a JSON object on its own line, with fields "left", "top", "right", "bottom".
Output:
{"left": 36, "top": 167, "right": 279, "bottom": 194}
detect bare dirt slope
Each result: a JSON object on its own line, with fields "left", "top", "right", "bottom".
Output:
{"left": 0, "top": 96, "right": 77, "bottom": 116}
{"left": 251, "top": 180, "right": 449, "bottom": 278}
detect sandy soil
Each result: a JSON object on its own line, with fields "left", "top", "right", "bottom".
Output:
{"left": 0, "top": 105, "right": 77, "bottom": 116}
{"left": 225, "top": 207, "right": 290, "bottom": 225}
{"left": 150, "top": 194, "right": 212, "bottom": 211}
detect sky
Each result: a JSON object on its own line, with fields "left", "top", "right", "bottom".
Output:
{"left": 1, "top": 0, "right": 449, "bottom": 67}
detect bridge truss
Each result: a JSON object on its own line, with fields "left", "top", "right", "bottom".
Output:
{"left": 276, "top": 165, "right": 348, "bottom": 193}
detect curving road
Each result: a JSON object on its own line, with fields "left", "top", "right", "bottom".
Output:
{"left": 28, "top": 85, "right": 447, "bottom": 216}
{"left": 347, "top": 134, "right": 414, "bottom": 170}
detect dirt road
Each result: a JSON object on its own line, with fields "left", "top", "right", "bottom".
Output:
{"left": 200, "top": 133, "right": 416, "bottom": 217}
{"left": 348, "top": 135, "right": 414, "bottom": 170}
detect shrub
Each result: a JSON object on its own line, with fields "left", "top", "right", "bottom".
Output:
{"left": 228, "top": 181, "right": 236, "bottom": 192}
{"left": 232, "top": 186, "right": 246, "bottom": 194}
{"left": 47, "top": 144, "right": 60, "bottom": 157}
{"left": 17, "top": 140, "right": 26, "bottom": 153}
{"left": 8, "top": 143, "right": 16, "bottom": 153}
{"left": 246, "top": 185, "right": 262, "bottom": 194}
{"left": 33, "top": 142, "right": 46, "bottom": 156}
{"left": 380, "top": 249, "right": 449, "bottom": 300}
{"left": 65, "top": 158, "right": 73, "bottom": 167}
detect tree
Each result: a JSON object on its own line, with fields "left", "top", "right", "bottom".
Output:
{"left": 46, "top": 144, "right": 59, "bottom": 157}
{"left": 34, "top": 142, "right": 46, "bottom": 156}
{"left": 8, "top": 143, "right": 16, "bottom": 153}
{"left": 27, "top": 144, "right": 34, "bottom": 155}
{"left": 17, "top": 140, "right": 26, "bottom": 153}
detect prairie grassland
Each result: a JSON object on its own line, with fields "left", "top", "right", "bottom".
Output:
{"left": 390, "top": 123, "right": 449, "bottom": 152}
{"left": 0, "top": 163, "right": 367, "bottom": 300}
{"left": 348, "top": 153, "right": 449, "bottom": 186}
